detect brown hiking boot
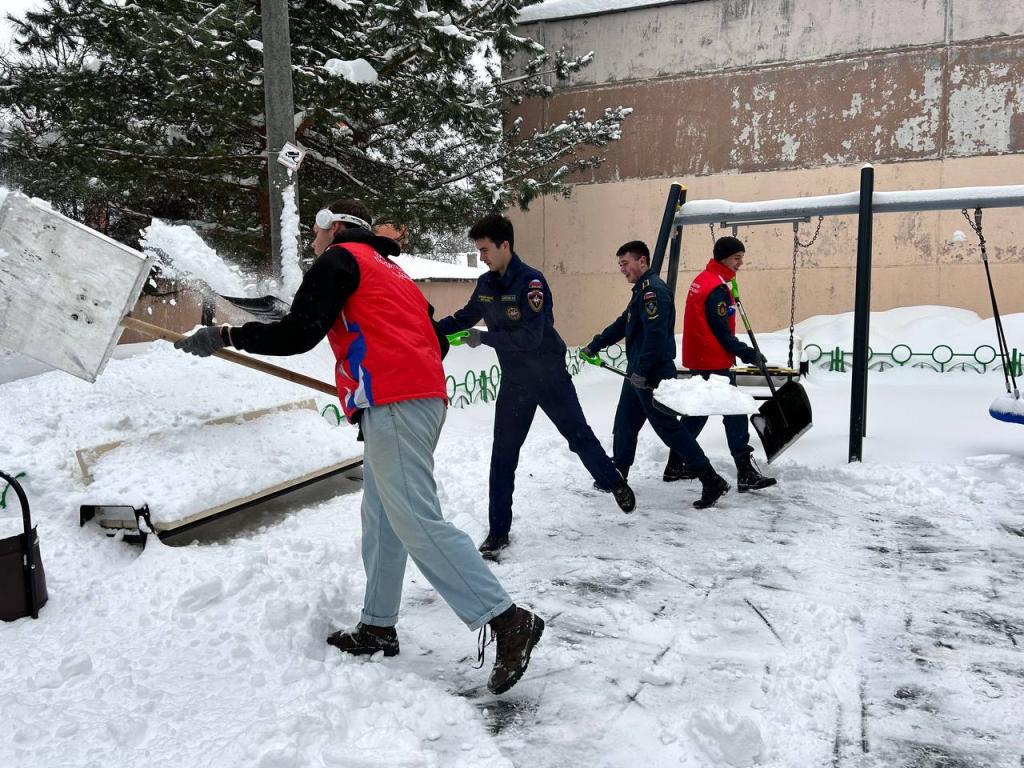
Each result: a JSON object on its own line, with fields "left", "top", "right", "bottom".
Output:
{"left": 326, "top": 623, "right": 399, "bottom": 657}
{"left": 484, "top": 606, "right": 545, "bottom": 694}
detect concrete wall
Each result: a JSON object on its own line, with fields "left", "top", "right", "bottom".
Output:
{"left": 508, "top": 0, "right": 1024, "bottom": 344}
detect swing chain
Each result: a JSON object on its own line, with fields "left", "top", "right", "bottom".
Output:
{"left": 961, "top": 207, "right": 986, "bottom": 255}
{"left": 787, "top": 216, "right": 824, "bottom": 369}
{"left": 708, "top": 222, "right": 716, "bottom": 244}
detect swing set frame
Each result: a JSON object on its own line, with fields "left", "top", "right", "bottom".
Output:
{"left": 649, "top": 169, "right": 1024, "bottom": 463}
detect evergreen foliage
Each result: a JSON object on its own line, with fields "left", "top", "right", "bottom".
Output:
{"left": 0, "top": 0, "right": 631, "bottom": 264}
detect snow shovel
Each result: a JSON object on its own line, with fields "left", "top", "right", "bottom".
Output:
{"left": 0, "top": 192, "right": 335, "bottom": 396}
{"left": 731, "top": 279, "right": 812, "bottom": 462}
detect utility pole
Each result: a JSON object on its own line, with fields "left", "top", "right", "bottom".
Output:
{"left": 261, "top": 0, "right": 299, "bottom": 284}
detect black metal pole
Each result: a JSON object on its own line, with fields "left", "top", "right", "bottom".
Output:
{"left": 849, "top": 164, "right": 874, "bottom": 462}
{"left": 650, "top": 183, "right": 684, "bottom": 276}
{"left": 666, "top": 224, "right": 683, "bottom": 298}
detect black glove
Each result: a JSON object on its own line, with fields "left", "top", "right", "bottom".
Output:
{"left": 629, "top": 373, "right": 649, "bottom": 389}
{"left": 580, "top": 346, "right": 595, "bottom": 358}
{"left": 465, "top": 328, "right": 483, "bottom": 348}
{"left": 174, "top": 326, "right": 228, "bottom": 357}
{"left": 739, "top": 347, "right": 767, "bottom": 367}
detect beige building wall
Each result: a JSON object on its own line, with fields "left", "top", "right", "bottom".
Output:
{"left": 509, "top": 0, "right": 1024, "bottom": 344}
{"left": 509, "top": 155, "right": 1024, "bottom": 345}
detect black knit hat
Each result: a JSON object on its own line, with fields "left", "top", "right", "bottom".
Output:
{"left": 713, "top": 236, "right": 745, "bottom": 261}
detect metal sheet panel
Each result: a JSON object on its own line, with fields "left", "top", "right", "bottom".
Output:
{"left": 0, "top": 194, "right": 153, "bottom": 382}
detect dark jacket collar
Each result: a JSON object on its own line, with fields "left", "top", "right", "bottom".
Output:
{"left": 330, "top": 226, "right": 401, "bottom": 258}
{"left": 631, "top": 267, "right": 658, "bottom": 293}
{"left": 487, "top": 252, "right": 524, "bottom": 288}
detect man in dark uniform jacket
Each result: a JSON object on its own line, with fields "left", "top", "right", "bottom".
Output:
{"left": 437, "top": 214, "right": 635, "bottom": 558}
{"left": 582, "top": 240, "right": 731, "bottom": 509}
{"left": 663, "top": 236, "right": 776, "bottom": 492}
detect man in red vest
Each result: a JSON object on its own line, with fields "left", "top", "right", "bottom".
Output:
{"left": 666, "top": 236, "right": 776, "bottom": 492}
{"left": 174, "top": 199, "right": 543, "bottom": 695}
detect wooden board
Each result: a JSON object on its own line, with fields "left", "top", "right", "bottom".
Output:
{"left": 0, "top": 193, "right": 153, "bottom": 381}
{"left": 75, "top": 399, "right": 320, "bottom": 483}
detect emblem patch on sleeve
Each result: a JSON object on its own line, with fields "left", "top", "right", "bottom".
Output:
{"left": 643, "top": 290, "right": 659, "bottom": 319}
{"left": 527, "top": 279, "right": 544, "bottom": 312}
{"left": 716, "top": 301, "right": 728, "bottom": 317}
{"left": 506, "top": 305, "right": 522, "bottom": 321}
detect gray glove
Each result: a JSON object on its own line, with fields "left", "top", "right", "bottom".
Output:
{"left": 465, "top": 328, "right": 483, "bottom": 348}
{"left": 174, "top": 326, "right": 228, "bottom": 357}
{"left": 629, "top": 373, "right": 649, "bottom": 389}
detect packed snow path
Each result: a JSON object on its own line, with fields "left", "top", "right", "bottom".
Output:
{"left": 1, "top": 342, "right": 1022, "bottom": 767}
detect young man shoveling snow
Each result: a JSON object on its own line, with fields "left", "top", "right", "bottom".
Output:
{"left": 582, "top": 240, "right": 732, "bottom": 509}
{"left": 174, "top": 199, "right": 542, "bottom": 695}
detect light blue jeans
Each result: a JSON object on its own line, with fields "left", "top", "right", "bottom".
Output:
{"left": 359, "top": 397, "right": 512, "bottom": 631}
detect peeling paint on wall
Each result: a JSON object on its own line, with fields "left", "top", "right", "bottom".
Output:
{"left": 509, "top": 38, "right": 1024, "bottom": 183}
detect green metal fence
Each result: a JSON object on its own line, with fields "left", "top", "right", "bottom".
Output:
{"left": 805, "top": 343, "right": 1023, "bottom": 374}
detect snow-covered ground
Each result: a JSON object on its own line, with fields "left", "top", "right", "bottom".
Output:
{"left": 1, "top": 305, "right": 1022, "bottom": 768}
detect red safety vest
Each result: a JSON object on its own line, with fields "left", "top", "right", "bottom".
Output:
{"left": 326, "top": 242, "right": 447, "bottom": 420}
{"left": 682, "top": 259, "right": 738, "bottom": 370}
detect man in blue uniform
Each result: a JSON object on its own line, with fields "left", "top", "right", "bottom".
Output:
{"left": 437, "top": 214, "right": 635, "bottom": 558}
{"left": 582, "top": 241, "right": 731, "bottom": 509}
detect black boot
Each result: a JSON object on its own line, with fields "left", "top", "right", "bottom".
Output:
{"left": 611, "top": 471, "right": 636, "bottom": 514}
{"left": 484, "top": 605, "right": 545, "bottom": 694}
{"left": 327, "top": 623, "right": 400, "bottom": 656}
{"left": 735, "top": 453, "right": 777, "bottom": 493}
{"left": 593, "top": 464, "right": 629, "bottom": 490}
{"left": 663, "top": 452, "right": 698, "bottom": 482}
{"left": 693, "top": 466, "right": 730, "bottom": 509}
{"left": 478, "top": 533, "right": 510, "bottom": 560}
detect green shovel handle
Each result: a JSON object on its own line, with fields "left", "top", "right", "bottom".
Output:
{"left": 446, "top": 330, "right": 470, "bottom": 346}
{"left": 579, "top": 349, "right": 602, "bottom": 366}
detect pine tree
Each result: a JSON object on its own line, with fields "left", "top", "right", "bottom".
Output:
{"left": 0, "top": 0, "right": 631, "bottom": 265}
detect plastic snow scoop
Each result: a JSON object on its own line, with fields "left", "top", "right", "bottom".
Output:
{"left": 578, "top": 349, "right": 687, "bottom": 418}
{"left": 990, "top": 392, "right": 1024, "bottom": 425}
{"left": 0, "top": 192, "right": 335, "bottom": 396}
{"left": 731, "top": 278, "right": 812, "bottom": 463}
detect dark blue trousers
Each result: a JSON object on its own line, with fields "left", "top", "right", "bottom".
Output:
{"left": 489, "top": 369, "right": 619, "bottom": 536}
{"left": 612, "top": 380, "right": 711, "bottom": 474}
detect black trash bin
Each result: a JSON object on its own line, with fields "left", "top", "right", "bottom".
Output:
{"left": 0, "top": 470, "right": 48, "bottom": 621}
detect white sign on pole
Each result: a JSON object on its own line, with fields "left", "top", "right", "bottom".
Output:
{"left": 277, "top": 142, "right": 306, "bottom": 171}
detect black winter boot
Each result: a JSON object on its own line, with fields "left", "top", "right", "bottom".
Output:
{"left": 611, "top": 471, "right": 636, "bottom": 514}
{"left": 478, "top": 533, "right": 510, "bottom": 560}
{"left": 735, "top": 453, "right": 777, "bottom": 493}
{"left": 327, "top": 623, "right": 400, "bottom": 657}
{"left": 693, "top": 466, "right": 730, "bottom": 509}
{"left": 663, "top": 452, "right": 698, "bottom": 482}
{"left": 484, "top": 605, "right": 545, "bottom": 694}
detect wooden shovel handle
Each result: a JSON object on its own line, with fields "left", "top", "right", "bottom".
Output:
{"left": 120, "top": 316, "right": 338, "bottom": 397}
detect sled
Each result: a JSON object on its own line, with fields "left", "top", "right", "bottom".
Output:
{"left": 76, "top": 400, "right": 363, "bottom": 543}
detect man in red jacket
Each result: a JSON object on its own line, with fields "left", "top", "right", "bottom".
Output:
{"left": 174, "top": 199, "right": 543, "bottom": 695}
{"left": 665, "top": 236, "right": 776, "bottom": 492}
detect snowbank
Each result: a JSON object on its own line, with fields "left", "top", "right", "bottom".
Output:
{"left": 795, "top": 305, "right": 1024, "bottom": 356}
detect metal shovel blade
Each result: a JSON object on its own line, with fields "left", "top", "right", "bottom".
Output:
{"left": 0, "top": 193, "right": 153, "bottom": 381}
{"left": 750, "top": 381, "right": 813, "bottom": 463}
